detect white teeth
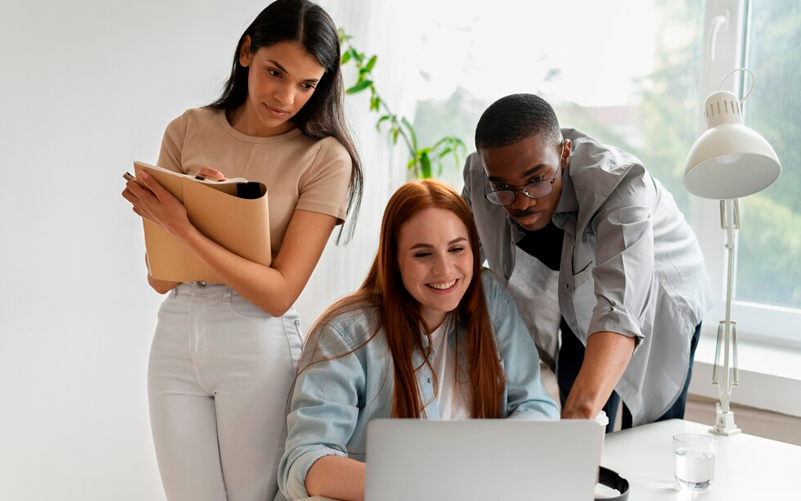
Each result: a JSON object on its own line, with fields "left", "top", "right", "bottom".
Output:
{"left": 428, "top": 280, "right": 456, "bottom": 290}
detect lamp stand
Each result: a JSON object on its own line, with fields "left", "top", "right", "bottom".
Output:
{"left": 711, "top": 198, "right": 742, "bottom": 436}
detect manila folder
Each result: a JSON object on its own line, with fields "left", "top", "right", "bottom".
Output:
{"left": 133, "top": 161, "right": 271, "bottom": 283}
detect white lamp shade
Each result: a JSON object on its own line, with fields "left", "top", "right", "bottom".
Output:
{"left": 684, "top": 90, "right": 781, "bottom": 199}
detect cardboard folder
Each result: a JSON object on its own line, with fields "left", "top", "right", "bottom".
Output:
{"left": 133, "top": 161, "right": 271, "bottom": 283}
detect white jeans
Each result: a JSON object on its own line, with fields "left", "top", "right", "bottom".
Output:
{"left": 148, "top": 282, "right": 303, "bottom": 501}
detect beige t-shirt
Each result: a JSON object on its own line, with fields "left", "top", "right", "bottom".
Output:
{"left": 157, "top": 107, "right": 352, "bottom": 259}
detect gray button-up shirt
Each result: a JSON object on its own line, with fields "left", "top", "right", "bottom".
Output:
{"left": 463, "top": 129, "right": 712, "bottom": 425}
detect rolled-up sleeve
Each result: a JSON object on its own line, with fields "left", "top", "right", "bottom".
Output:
{"left": 588, "top": 176, "right": 654, "bottom": 346}
{"left": 278, "top": 324, "right": 365, "bottom": 500}
{"left": 483, "top": 273, "right": 559, "bottom": 420}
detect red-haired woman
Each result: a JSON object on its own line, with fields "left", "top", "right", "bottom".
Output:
{"left": 276, "top": 180, "right": 558, "bottom": 501}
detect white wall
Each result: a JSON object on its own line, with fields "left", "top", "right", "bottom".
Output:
{"left": 0, "top": 1, "right": 295, "bottom": 499}
{"left": 0, "top": 1, "right": 418, "bottom": 499}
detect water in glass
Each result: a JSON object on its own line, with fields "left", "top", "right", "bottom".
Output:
{"left": 674, "top": 447, "right": 715, "bottom": 490}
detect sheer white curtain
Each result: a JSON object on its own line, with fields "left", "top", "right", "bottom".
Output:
{"left": 295, "top": 0, "right": 424, "bottom": 326}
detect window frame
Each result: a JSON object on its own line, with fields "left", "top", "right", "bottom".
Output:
{"left": 694, "top": 0, "right": 801, "bottom": 349}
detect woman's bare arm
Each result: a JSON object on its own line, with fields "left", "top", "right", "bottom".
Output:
{"left": 122, "top": 170, "right": 337, "bottom": 316}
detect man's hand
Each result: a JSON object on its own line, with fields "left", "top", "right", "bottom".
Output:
{"left": 561, "top": 331, "right": 636, "bottom": 419}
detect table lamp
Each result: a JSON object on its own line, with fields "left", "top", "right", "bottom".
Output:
{"left": 683, "top": 68, "right": 781, "bottom": 435}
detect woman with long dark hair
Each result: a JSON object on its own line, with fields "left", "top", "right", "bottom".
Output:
{"left": 277, "top": 180, "right": 558, "bottom": 501}
{"left": 121, "top": 1, "right": 362, "bottom": 500}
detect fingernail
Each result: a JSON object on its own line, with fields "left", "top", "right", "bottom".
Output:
{"left": 141, "top": 171, "right": 149, "bottom": 179}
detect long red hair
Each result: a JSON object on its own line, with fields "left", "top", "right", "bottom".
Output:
{"left": 301, "top": 180, "right": 505, "bottom": 418}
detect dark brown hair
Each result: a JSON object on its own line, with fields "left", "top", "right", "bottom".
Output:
{"left": 209, "top": 0, "right": 362, "bottom": 243}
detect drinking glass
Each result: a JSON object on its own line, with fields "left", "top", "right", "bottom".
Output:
{"left": 673, "top": 433, "right": 716, "bottom": 491}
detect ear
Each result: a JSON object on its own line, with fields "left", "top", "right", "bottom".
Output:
{"left": 561, "top": 138, "right": 572, "bottom": 167}
{"left": 238, "top": 35, "right": 253, "bottom": 67}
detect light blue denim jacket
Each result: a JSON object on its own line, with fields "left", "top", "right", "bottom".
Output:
{"left": 276, "top": 271, "right": 559, "bottom": 500}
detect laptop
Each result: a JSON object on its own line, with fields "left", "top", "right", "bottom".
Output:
{"left": 365, "top": 419, "right": 604, "bottom": 501}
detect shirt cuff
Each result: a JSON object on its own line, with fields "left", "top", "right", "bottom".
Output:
{"left": 284, "top": 447, "right": 348, "bottom": 500}
{"left": 588, "top": 305, "right": 645, "bottom": 349}
{"left": 508, "top": 406, "right": 560, "bottom": 420}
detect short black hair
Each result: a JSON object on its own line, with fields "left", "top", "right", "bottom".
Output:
{"left": 475, "top": 93, "right": 561, "bottom": 150}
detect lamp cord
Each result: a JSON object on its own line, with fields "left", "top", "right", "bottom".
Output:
{"left": 717, "top": 67, "right": 756, "bottom": 104}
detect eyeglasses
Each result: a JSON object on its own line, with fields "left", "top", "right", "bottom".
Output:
{"left": 484, "top": 141, "right": 565, "bottom": 206}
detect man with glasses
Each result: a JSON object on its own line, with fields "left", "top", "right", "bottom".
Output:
{"left": 462, "top": 93, "right": 712, "bottom": 430}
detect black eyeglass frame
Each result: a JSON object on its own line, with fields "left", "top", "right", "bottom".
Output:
{"left": 484, "top": 140, "right": 566, "bottom": 207}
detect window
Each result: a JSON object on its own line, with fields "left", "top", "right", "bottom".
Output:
{"left": 736, "top": 1, "right": 801, "bottom": 310}
{"left": 695, "top": 0, "right": 801, "bottom": 347}
{"left": 412, "top": 0, "right": 703, "bottom": 219}
{"left": 409, "top": 0, "right": 801, "bottom": 347}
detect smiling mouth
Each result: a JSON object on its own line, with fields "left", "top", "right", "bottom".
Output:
{"left": 427, "top": 279, "right": 457, "bottom": 290}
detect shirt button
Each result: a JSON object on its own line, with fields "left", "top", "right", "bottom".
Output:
{"left": 197, "top": 281, "right": 206, "bottom": 287}
{"left": 565, "top": 283, "right": 570, "bottom": 290}
{"left": 427, "top": 377, "right": 432, "bottom": 384}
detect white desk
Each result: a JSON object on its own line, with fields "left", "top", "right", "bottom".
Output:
{"left": 602, "top": 419, "right": 801, "bottom": 500}
{"left": 301, "top": 419, "right": 801, "bottom": 500}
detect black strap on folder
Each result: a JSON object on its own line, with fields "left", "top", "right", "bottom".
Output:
{"left": 595, "top": 466, "right": 629, "bottom": 501}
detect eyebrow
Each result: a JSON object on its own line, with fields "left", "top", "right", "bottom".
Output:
{"left": 267, "top": 60, "right": 321, "bottom": 83}
{"left": 487, "top": 163, "right": 548, "bottom": 184}
{"left": 409, "top": 237, "right": 468, "bottom": 250}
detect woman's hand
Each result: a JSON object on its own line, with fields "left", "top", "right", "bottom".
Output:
{"left": 197, "top": 166, "right": 227, "bottom": 181}
{"left": 121, "top": 171, "right": 195, "bottom": 244}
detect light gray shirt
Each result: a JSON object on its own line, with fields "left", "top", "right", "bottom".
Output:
{"left": 462, "top": 129, "right": 713, "bottom": 425}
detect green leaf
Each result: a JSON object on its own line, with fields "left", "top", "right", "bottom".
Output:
{"left": 376, "top": 115, "right": 390, "bottom": 131}
{"left": 365, "top": 55, "right": 377, "bottom": 72}
{"left": 337, "top": 28, "right": 352, "bottom": 43}
{"left": 350, "top": 49, "right": 364, "bottom": 62}
{"left": 420, "top": 152, "right": 432, "bottom": 179}
{"left": 341, "top": 51, "right": 351, "bottom": 65}
{"left": 438, "top": 146, "right": 452, "bottom": 157}
{"left": 392, "top": 128, "right": 400, "bottom": 144}
{"left": 346, "top": 79, "right": 373, "bottom": 94}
